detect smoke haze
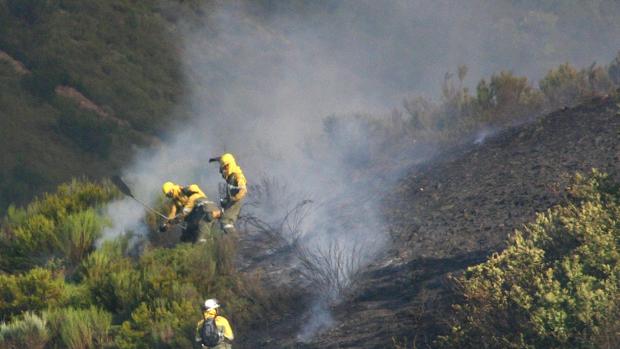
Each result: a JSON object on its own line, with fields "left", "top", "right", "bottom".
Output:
{"left": 101, "top": 0, "right": 620, "bottom": 340}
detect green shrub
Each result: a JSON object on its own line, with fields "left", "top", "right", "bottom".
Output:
{"left": 62, "top": 283, "right": 92, "bottom": 309}
{"left": 486, "top": 71, "right": 545, "bottom": 121}
{"left": 0, "top": 178, "right": 269, "bottom": 346}
{"left": 21, "top": 65, "right": 69, "bottom": 101}
{"left": 83, "top": 239, "right": 262, "bottom": 347}
{"left": 7, "top": 179, "right": 117, "bottom": 224}
{"left": 53, "top": 97, "right": 116, "bottom": 158}
{"left": 439, "top": 170, "right": 620, "bottom": 348}
{"left": 1, "top": 0, "right": 183, "bottom": 133}
{"left": 0, "top": 179, "right": 118, "bottom": 272}
{"left": 46, "top": 306, "right": 112, "bottom": 349}
{"left": 540, "top": 63, "right": 587, "bottom": 107}
{"left": 0, "top": 312, "right": 49, "bottom": 349}
{"left": 81, "top": 246, "right": 143, "bottom": 317}
{"left": 394, "top": 57, "right": 618, "bottom": 149}
{"left": 0, "top": 268, "right": 66, "bottom": 320}
{"left": 6, "top": 0, "right": 52, "bottom": 24}
{"left": 58, "top": 209, "right": 109, "bottom": 266}
{"left": 116, "top": 299, "right": 196, "bottom": 349}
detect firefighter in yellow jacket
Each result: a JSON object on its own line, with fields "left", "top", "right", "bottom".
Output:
{"left": 160, "top": 182, "right": 220, "bottom": 243}
{"left": 209, "top": 153, "right": 247, "bottom": 234}
{"left": 195, "top": 298, "right": 234, "bottom": 349}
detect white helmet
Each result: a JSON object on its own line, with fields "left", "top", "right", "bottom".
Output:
{"left": 203, "top": 298, "right": 220, "bottom": 311}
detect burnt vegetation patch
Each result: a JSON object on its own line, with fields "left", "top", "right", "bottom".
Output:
{"left": 310, "top": 94, "right": 620, "bottom": 348}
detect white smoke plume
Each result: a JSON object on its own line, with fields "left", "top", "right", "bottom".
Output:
{"left": 101, "top": 0, "right": 620, "bottom": 341}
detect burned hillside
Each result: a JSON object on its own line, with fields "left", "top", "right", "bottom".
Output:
{"left": 292, "top": 96, "right": 620, "bottom": 348}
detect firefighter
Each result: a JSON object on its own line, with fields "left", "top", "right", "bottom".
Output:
{"left": 209, "top": 153, "right": 247, "bottom": 234}
{"left": 195, "top": 298, "right": 234, "bottom": 349}
{"left": 160, "top": 181, "right": 220, "bottom": 243}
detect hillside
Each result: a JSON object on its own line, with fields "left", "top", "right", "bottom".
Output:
{"left": 2, "top": 1, "right": 620, "bottom": 348}
{"left": 1, "top": 93, "right": 617, "bottom": 349}
{"left": 0, "top": 0, "right": 201, "bottom": 212}
{"left": 298, "top": 95, "right": 620, "bottom": 348}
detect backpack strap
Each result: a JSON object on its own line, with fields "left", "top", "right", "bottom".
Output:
{"left": 181, "top": 185, "right": 195, "bottom": 196}
{"left": 212, "top": 315, "right": 224, "bottom": 340}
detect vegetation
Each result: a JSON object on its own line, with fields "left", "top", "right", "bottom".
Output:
{"left": 439, "top": 170, "right": 620, "bottom": 348}
{"left": 0, "top": 0, "right": 201, "bottom": 213}
{"left": 47, "top": 307, "right": 113, "bottom": 349}
{"left": 0, "top": 179, "right": 270, "bottom": 347}
{"left": 0, "top": 0, "right": 186, "bottom": 131}
{"left": 1, "top": 1, "right": 620, "bottom": 346}
{"left": 0, "top": 180, "right": 117, "bottom": 272}
{"left": 0, "top": 312, "right": 49, "bottom": 349}
{"left": 1, "top": 0, "right": 619, "bottom": 214}
{"left": 325, "top": 55, "right": 620, "bottom": 168}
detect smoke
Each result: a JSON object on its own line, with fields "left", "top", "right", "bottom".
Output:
{"left": 100, "top": 0, "right": 620, "bottom": 341}
{"left": 297, "top": 300, "right": 335, "bottom": 343}
{"left": 473, "top": 127, "right": 498, "bottom": 145}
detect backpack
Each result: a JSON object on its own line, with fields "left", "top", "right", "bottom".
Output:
{"left": 200, "top": 316, "right": 222, "bottom": 347}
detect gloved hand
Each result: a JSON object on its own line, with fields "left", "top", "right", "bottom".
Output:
{"left": 205, "top": 208, "right": 214, "bottom": 222}
{"left": 206, "top": 207, "right": 224, "bottom": 222}
{"left": 208, "top": 157, "right": 220, "bottom": 163}
{"left": 159, "top": 222, "right": 168, "bottom": 232}
{"left": 170, "top": 215, "right": 183, "bottom": 224}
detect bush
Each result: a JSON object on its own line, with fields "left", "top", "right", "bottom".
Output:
{"left": 6, "top": 0, "right": 52, "bottom": 24}
{"left": 58, "top": 209, "right": 109, "bottom": 267}
{"left": 0, "top": 268, "right": 66, "bottom": 320}
{"left": 0, "top": 179, "right": 117, "bottom": 272}
{"left": 0, "top": 178, "right": 271, "bottom": 346}
{"left": 116, "top": 300, "right": 196, "bottom": 349}
{"left": 80, "top": 243, "right": 143, "bottom": 317}
{"left": 439, "top": 170, "right": 620, "bottom": 348}
{"left": 395, "top": 57, "right": 619, "bottom": 149}
{"left": 82, "top": 239, "right": 262, "bottom": 347}
{"left": 46, "top": 306, "right": 112, "bottom": 349}
{"left": 54, "top": 98, "right": 116, "bottom": 158}
{"left": 539, "top": 63, "right": 587, "bottom": 107}
{"left": 0, "top": 312, "right": 49, "bottom": 349}
{"left": 485, "top": 71, "right": 545, "bottom": 122}
{"left": 21, "top": 65, "right": 70, "bottom": 101}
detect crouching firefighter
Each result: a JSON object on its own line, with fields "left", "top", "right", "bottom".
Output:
{"left": 195, "top": 298, "right": 234, "bottom": 349}
{"left": 208, "top": 153, "right": 247, "bottom": 234}
{"left": 160, "top": 181, "right": 222, "bottom": 243}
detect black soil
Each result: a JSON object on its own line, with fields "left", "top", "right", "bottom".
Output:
{"left": 240, "top": 96, "right": 620, "bottom": 348}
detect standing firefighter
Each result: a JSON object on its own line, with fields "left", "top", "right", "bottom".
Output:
{"left": 195, "top": 298, "right": 234, "bottom": 349}
{"left": 160, "top": 181, "right": 221, "bottom": 243}
{"left": 209, "top": 153, "right": 247, "bottom": 234}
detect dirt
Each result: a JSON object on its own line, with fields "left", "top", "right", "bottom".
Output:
{"left": 239, "top": 95, "right": 620, "bottom": 348}
{"left": 55, "top": 86, "right": 117, "bottom": 121}
{"left": 0, "top": 50, "right": 29, "bottom": 74}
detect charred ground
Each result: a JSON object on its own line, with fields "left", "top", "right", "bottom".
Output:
{"left": 236, "top": 95, "right": 620, "bottom": 348}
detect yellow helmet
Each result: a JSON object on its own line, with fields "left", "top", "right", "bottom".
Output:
{"left": 162, "top": 181, "right": 175, "bottom": 196}
{"left": 219, "top": 153, "right": 236, "bottom": 167}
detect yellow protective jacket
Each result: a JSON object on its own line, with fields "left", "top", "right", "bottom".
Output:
{"left": 221, "top": 155, "right": 247, "bottom": 202}
{"left": 195, "top": 309, "right": 234, "bottom": 342}
{"left": 166, "top": 184, "right": 207, "bottom": 220}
